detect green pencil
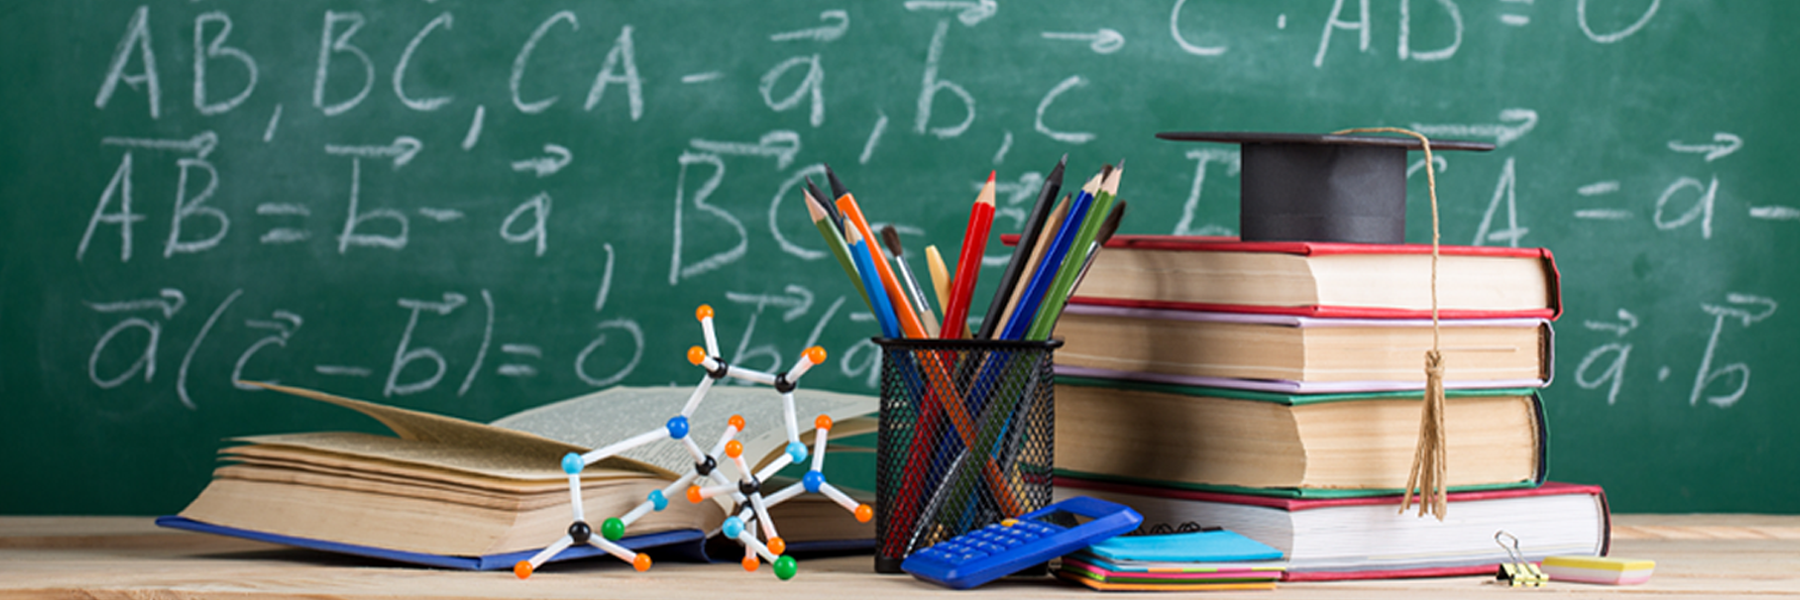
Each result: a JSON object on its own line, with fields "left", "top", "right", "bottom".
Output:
{"left": 1025, "top": 163, "right": 1122, "bottom": 341}
{"left": 805, "top": 186, "right": 871, "bottom": 312}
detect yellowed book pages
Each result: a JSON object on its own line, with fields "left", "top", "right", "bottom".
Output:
{"left": 180, "top": 476, "right": 713, "bottom": 556}
{"left": 1055, "top": 313, "right": 1548, "bottom": 384}
{"left": 178, "top": 384, "right": 880, "bottom": 557}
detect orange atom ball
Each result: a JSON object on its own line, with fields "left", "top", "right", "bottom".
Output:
{"left": 513, "top": 561, "right": 534, "bottom": 579}
{"left": 767, "top": 537, "right": 787, "bottom": 556}
{"left": 804, "top": 346, "right": 827, "bottom": 364}
{"left": 686, "top": 485, "right": 704, "bottom": 504}
{"left": 855, "top": 504, "right": 874, "bottom": 523}
{"left": 725, "top": 440, "right": 743, "bottom": 458}
{"left": 695, "top": 305, "right": 714, "bottom": 320}
{"left": 814, "top": 415, "right": 833, "bottom": 431}
{"left": 632, "top": 553, "right": 652, "bottom": 572}
{"left": 687, "top": 346, "right": 706, "bottom": 365}
{"left": 742, "top": 556, "right": 760, "bottom": 572}
{"left": 729, "top": 414, "right": 746, "bottom": 431}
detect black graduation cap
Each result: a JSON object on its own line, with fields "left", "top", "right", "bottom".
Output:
{"left": 1156, "top": 131, "right": 1494, "bottom": 244}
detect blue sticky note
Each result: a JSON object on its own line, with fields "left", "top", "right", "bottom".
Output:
{"left": 1084, "top": 529, "right": 1283, "bottom": 563}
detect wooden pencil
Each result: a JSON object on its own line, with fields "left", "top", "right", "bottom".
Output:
{"left": 1001, "top": 172, "right": 1100, "bottom": 340}
{"left": 806, "top": 186, "right": 871, "bottom": 313}
{"left": 939, "top": 171, "right": 996, "bottom": 339}
{"left": 1027, "top": 164, "right": 1118, "bottom": 341}
{"left": 992, "top": 195, "right": 1069, "bottom": 337}
{"left": 829, "top": 167, "right": 927, "bottom": 338}
{"left": 925, "top": 245, "right": 952, "bottom": 314}
{"left": 977, "top": 155, "right": 1065, "bottom": 339}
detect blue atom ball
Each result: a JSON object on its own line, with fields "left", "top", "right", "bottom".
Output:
{"left": 723, "top": 516, "right": 744, "bottom": 539}
{"left": 786, "top": 441, "right": 808, "bottom": 463}
{"left": 562, "top": 453, "right": 583, "bottom": 475}
{"left": 666, "top": 416, "right": 690, "bottom": 439}
{"left": 803, "top": 470, "right": 825, "bottom": 493}
{"left": 649, "top": 490, "right": 668, "bottom": 511}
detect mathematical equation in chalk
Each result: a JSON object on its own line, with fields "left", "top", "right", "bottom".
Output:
{"left": 1568, "top": 132, "right": 1800, "bottom": 236}
{"left": 79, "top": 281, "right": 891, "bottom": 411}
{"left": 75, "top": 2, "right": 1688, "bottom": 267}
{"left": 1572, "top": 294, "right": 1779, "bottom": 410}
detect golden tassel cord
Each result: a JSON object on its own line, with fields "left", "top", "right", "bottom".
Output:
{"left": 1333, "top": 126, "right": 1450, "bottom": 520}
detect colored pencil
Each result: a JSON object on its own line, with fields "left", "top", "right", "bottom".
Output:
{"left": 977, "top": 155, "right": 1065, "bottom": 339}
{"left": 881, "top": 225, "right": 942, "bottom": 338}
{"left": 1049, "top": 199, "right": 1127, "bottom": 332}
{"left": 993, "top": 194, "right": 1069, "bottom": 337}
{"left": 1079, "top": 199, "right": 1128, "bottom": 286}
{"left": 830, "top": 167, "right": 928, "bottom": 339}
{"left": 939, "top": 171, "right": 997, "bottom": 339}
{"left": 845, "top": 226, "right": 900, "bottom": 338}
{"left": 926, "top": 245, "right": 952, "bottom": 315}
{"left": 1027, "top": 164, "right": 1119, "bottom": 341}
{"left": 805, "top": 186, "right": 871, "bottom": 312}
{"left": 805, "top": 176, "right": 845, "bottom": 235}
{"left": 1000, "top": 173, "right": 1100, "bottom": 340}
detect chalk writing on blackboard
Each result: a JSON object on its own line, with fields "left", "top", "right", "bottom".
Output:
{"left": 393, "top": 12, "right": 454, "bottom": 112}
{"left": 1578, "top": 0, "right": 1660, "bottom": 44}
{"left": 1691, "top": 294, "right": 1777, "bottom": 408}
{"left": 234, "top": 310, "right": 303, "bottom": 391}
{"left": 1574, "top": 295, "right": 1779, "bottom": 410}
{"left": 194, "top": 11, "right": 258, "bottom": 116}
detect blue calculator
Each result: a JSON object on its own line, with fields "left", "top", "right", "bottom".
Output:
{"left": 901, "top": 496, "right": 1142, "bottom": 589}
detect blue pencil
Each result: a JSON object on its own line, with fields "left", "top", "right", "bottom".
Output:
{"left": 847, "top": 226, "right": 902, "bottom": 338}
{"left": 998, "top": 176, "right": 1099, "bottom": 341}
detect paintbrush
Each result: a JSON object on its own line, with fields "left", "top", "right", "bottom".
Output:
{"left": 881, "top": 225, "right": 942, "bottom": 338}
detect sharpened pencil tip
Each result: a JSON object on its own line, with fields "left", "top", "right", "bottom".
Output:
{"left": 825, "top": 164, "right": 849, "bottom": 200}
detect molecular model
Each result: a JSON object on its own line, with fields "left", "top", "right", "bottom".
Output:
{"left": 513, "top": 305, "right": 872, "bottom": 581}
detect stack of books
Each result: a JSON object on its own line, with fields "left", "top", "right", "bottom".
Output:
{"left": 1046, "top": 235, "right": 1609, "bottom": 580}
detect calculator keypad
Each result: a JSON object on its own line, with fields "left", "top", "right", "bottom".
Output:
{"left": 912, "top": 520, "right": 1069, "bottom": 566}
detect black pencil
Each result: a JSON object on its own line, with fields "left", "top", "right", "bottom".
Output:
{"left": 825, "top": 163, "right": 850, "bottom": 202}
{"left": 976, "top": 154, "right": 1066, "bottom": 339}
{"left": 805, "top": 176, "right": 845, "bottom": 234}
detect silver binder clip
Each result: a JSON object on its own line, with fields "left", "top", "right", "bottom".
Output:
{"left": 1493, "top": 530, "right": 1547, "bottom": 588}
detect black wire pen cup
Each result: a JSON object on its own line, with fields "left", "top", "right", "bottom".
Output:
{"left": 873, "top": 337, "right": 1059, "bottom": 573}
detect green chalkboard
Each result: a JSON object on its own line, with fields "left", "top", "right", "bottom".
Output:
{"left": 3, "top": 1, "right": 1796, "bottom": 515}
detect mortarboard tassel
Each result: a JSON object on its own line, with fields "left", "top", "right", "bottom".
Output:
{"left": 1335, "top": 126, "right": 1449, "bottom": 520}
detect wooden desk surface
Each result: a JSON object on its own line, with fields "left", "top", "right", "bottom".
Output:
{"left": 3, "top": 515, "right": 1797, "bottom": 599}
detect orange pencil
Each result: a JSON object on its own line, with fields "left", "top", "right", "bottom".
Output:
{"left": 828, "top": 168, "right": 927, "bottom": 339}
{"left": 939, "top": 171, "right": 996, "bottom": 339}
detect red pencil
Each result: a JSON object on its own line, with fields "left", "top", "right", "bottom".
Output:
{"left": 940, "top": 171, "right": 996, "bottom": 339}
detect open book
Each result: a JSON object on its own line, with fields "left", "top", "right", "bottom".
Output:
{"left": 159, "top": 383, "right": 878, "bottom": 570}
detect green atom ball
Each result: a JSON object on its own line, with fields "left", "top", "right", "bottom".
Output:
{"left": 774, "top": 555, "right": 798, "bottom": 580}
{"left": 601, "top": 517, "right": 626, "bottom": 541}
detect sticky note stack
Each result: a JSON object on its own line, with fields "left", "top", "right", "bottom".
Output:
{"left": 1541, "top": 556, "right": 1655, "bottom": 585}
{"left": 1055, "top": 529, "right": 1285, "bottom": 592}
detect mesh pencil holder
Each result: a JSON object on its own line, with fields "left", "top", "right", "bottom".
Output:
{"left": 873, "top": 337, "right": 1060, "bottom": 573}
